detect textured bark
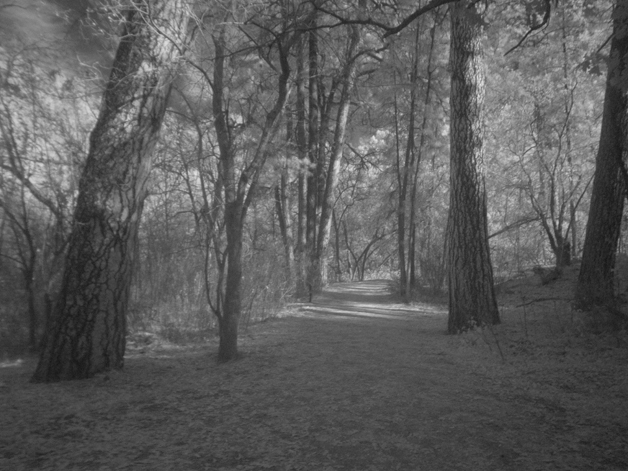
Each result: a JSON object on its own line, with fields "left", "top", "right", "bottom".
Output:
{"left": 447, "top": 1, "right": 500, "bottom": 333}
{"left": 219, "top": 202, "right": 243, "bottom": 362}
{"left": 576, "top": 1, "right": 628, "bottom": 308}
{"left": 32, "top": 0, "right": 188, "bottom": 382}
{"left": 212, "top": 33, "right": 243, "bottom": 362}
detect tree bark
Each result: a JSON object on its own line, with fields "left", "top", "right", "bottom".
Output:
{"left": 393, "top": 85, "right": 408, "bottom": 298}
{"left": 219, "top": 201, "right": 243, "bottom": 362}
{"left": 576, "top": 0, "right": 628, "bottom": 309}
{"left": 32, "top": 0, "right": 188, "bottom": 382}
{"left": 295, "top": 34, "right": 309, "bottom": 297}
{"left": 305, "top": 15, "right": 320, "bottom": 295}
{"left": 447, "top": 1, "right": 500, "bottom": 333}
{"left": 275, "top": 174, "right": 294, "bottom": 273}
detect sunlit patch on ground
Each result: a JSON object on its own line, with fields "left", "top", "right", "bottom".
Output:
{"left": 0, "top": 359, "right": 23, "bottom": 368}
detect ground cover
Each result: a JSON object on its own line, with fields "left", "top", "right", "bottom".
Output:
{"left": 1, "top": 273, "right": 627, "bottom": 470}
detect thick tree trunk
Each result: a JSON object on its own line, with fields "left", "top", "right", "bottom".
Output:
{"left": 32, "top": 0, "right": 188, "bottom": 382}
{"left": 25, "top": 275, "right": 38, "bottom": 351}
{"left": 218, "top": 203, "right": 243, "bottom": 362}
{"left": 576, "top": 1, "right": 628, "bottom": 309}
{"left": 447, "top": 1, "right": 499, "bottom": 333}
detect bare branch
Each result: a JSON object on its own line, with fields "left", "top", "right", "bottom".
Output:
{"left": 488, "top": 216, "right": 540, "bottom": 239}
{"left": 315, "top": 0, "right": 459, "bottom": 38}
{"left": 504, "top": 0, "right": 554, "bottom": 56}
{"left": 382, "top": 0, "right": 460, "bottom": 38}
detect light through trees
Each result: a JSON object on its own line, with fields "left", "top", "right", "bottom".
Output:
{"left": 1, "top": 0, "right": 621, "bottom": 369}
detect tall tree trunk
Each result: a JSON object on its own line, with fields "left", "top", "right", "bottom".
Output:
{"left": 212, "top": 23, "right": 294, "bottom": 361}
{"left": 295, "top": 34, "right": 308, "bottom": 297}
{"left": 32, "top": 0, "right": 188, "bottom": 382}
{"left": 402, "top": 66, "right": 418, "bottom": 297}
{"left": 275, "top": 174, "right": 294, "bottom": 273}
{"left": 332, "top": 210, "right": 342, "bottom": 281}
{"left": 219, "top": 202, "right": 243, "bottom": 362}
{"left": 561, "top": 4, "right": 578, "bottom": 260}
{"left": 408, "top": 18, "right": 437, "bottom": 290}
{"left": 576, "top": 0, "right": 628, "bottom": 309}
{"left": 447, "top": 1, "right": 499, "bottom": 333}
{"left": 314, "top": 25, "right": 360, "bottom": 289}
{"left": 393, "top": 85, "right": 408, "bottom": 298}
{"left": 305, "top": 16, "right": 320, "bottom": 295}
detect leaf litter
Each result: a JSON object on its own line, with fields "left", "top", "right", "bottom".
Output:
{"left": 1, "top": 272, "right": 627, "bottom": 470}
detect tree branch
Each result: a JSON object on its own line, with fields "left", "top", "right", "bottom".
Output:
{"left": 488, "top": 216, "right": 540, "bottom": 239}
{"left": 382, "top": 0, "right": 460, "bottom": 38}
{"left": 504, "top": 0, "right": 554, "bottom": 56}
{"left": 315, "top": 0, "right": 459, "bottom": 38}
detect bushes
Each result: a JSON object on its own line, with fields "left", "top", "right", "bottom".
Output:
{"left": 126, "top": 233, "right": 294, "bottom": 346}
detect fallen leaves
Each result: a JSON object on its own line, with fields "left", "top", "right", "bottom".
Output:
{"left": 1, "top": 280, "right": 627, "bottom": 470}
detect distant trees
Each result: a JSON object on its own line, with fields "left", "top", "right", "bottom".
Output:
{"left": 331, "top": 143, "right": 394, "bottom": 282}
{"left": 32, "top": 0, "right": 189, "bottom": 382}
{"left": 392, "top": 13, "right": 440, "bottom": 300}
{"left": 483, "top": 0, "right": 606, "bottom": 278}
{"left": 289, "top": 7, "right": 368, "bottom": 296}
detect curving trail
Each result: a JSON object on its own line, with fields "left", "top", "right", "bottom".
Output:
{"left": 1, "top": 280, "right": 627, "bottom": 470}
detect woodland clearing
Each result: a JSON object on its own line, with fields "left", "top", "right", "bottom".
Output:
{"left": 1, "top": 270, "right": 627, "bottom": 471}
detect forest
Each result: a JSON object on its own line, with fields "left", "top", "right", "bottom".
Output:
{"left": 2, "top": 0, "right": 624, "bottom": 371}
{"left": 2, "top": 0, "right": 628, "bottom": 468}
{"left": 0, "top": 0, "right": 626, "bottom": 366}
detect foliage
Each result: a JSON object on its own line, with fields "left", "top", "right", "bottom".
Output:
{"left": 0, "top": 42, "right": 94, "bottom": 355}
{"left": 485, "top": 0, "right": 609, "bottom": 271}
{"left": 0, "top": 0, "right": 619, "bottom": 355}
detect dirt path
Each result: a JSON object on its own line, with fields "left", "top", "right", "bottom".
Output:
{"left": 1, "top": 280, "right": 627, "bottom": 470}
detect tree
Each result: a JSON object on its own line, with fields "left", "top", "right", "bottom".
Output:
{"left": 32, "top": 0, "right": 189, "bottom": 382}
{"left": 203, "top": 3, "right": 304, "bottom": 361}
{"left": 330, "top": 144, "right": 394, "bottom": 282}
{"left": 297, "top": 4, "right": 377, "bottom": 294}
{"left": 446, "top": 1, "right": 500, "bottom": 333}
{"left": 389, "top": 12, "right": 443, "bottom": 299}
{"left": 576, "top": 0, "right": 628, "bottom": 309}
{"left": 311, "top": 24, "right": 362, "bottom": 291}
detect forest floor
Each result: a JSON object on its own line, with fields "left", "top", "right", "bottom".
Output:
{"left": 1, "top": 267, "right": 628, "bottom": 470}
